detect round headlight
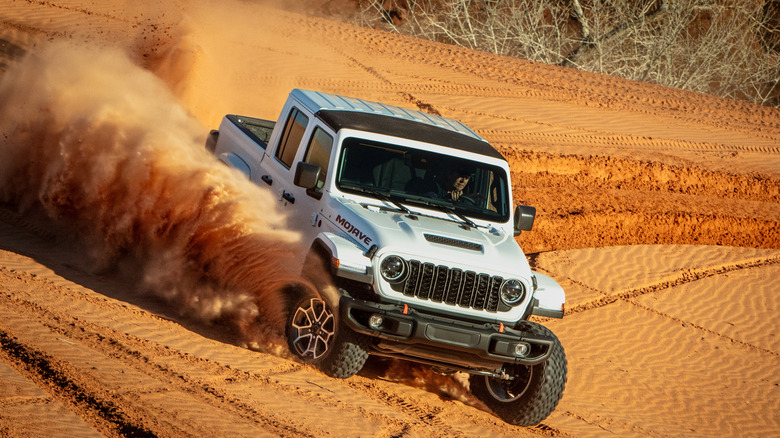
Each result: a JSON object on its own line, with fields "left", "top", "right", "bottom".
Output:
{"left": 380, "top": 256, "right": 406, "bottom": 282}
{"left": 501, "top": 279, "right": 526, "bottom": 305}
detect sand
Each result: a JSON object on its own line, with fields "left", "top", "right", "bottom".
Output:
{"left": 0, "top": 1, "right": 778, "bottom": 437}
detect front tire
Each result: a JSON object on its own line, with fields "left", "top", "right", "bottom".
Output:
{"left": 286, "top": 296, "right": 369, "bottom": 378}
{"left": 470, "top": 321, "right": 567, "bottom": 426}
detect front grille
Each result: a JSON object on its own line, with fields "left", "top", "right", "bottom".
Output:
{"left": 399, "top": 259, "right": 503, "bottom": 312}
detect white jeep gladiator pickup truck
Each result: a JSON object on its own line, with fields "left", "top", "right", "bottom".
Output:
{"left": 206, "top": 89, "right": 567, "bottom": 426}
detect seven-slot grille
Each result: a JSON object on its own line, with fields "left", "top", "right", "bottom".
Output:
{"left": 400, "top": 259, "right": 503, "bottom": 312}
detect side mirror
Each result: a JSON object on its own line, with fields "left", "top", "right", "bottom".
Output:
{"left": 294, "top": 161, "right": 321, "bottom": 189}
{"left": 514, "top": 205, "right": 536, "bottom": 236}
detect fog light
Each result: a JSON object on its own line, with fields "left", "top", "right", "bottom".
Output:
{"left": 514, "top": 342, "right": 530, "bottom": 358}
{"left": 368, "top": 314, "right": 384, "bottom": 329}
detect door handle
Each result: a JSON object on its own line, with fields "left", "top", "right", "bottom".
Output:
{"left": 282, "top": 191, "right": 295, "bottom": 204}
{"left": 261, "top": 175, "right": 273, "bottom": 186}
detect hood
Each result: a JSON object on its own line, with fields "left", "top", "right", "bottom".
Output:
{"left": 324, "top": 199, "right": 530, "bottom": 277}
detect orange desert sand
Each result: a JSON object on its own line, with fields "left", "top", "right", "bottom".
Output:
{"left": 0, "top": 1, "right": 779, "bottom": 437}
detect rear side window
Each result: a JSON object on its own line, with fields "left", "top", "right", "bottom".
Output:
{"left": 303, "top": 127, "right": 334, "bottom": 189}
{"left": 275, "top": 108, "right": 309, "bottom": 168}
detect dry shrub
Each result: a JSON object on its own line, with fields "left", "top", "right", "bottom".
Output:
{"left": 356, "top": 0, "right": 780, "bottom": 107}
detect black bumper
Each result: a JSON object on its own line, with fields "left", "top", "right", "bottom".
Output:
{"left": 340, "top": 296, "right": 554, "bottom": 368}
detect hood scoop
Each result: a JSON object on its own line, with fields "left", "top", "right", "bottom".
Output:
{"left": 424, "top": 234, "right": 483, "bottom": 251}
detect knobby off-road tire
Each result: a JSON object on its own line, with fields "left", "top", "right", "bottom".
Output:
{"left": 469, "top": 321, "right": 567, "bottom": 426}
{"left": 286, "top": 296, "right": 369, "bottom": 379}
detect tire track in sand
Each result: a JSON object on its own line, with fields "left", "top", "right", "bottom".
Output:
{"left": 328, "top": 21, "right": 780, "bottom": 139}
{"left": 555, "top": 255, "right": 780, "bottom": 358}
{"left": 0, "top": 328, "right": 157, "bottom": 437}
{"left": 0, "top": 286, "right": 307, "bottom": 437}
{"left": 0, "top": 208, "right": 532, "bottom": 438}
{"left": 326, "top": 37, "right": 446, "bottom": 117}
{"left": 482, "top": 129, "right": 780, "bottom": 156}
{"left": 564, "top": 255, "right": 780, "bottom": 315}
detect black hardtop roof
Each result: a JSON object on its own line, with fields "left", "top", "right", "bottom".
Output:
{"left": 316, "top": 110, "right": 506, "bottom": 161}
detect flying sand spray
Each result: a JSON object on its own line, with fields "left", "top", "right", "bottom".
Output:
{"left": 0, "top": 42, "right": 311, "bottom": 353}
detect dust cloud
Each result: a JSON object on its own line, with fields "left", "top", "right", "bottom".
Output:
{"left": 363, "top": 358, "right": 479, "bottom": 406}
{"left": 0, "top": 41, "right": 309, "bottom": 353}
{"left": 0, "top": 37, "right": 480, "bottom": 400}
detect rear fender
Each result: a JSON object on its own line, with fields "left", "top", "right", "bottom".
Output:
{"left": 217, "top": 152, "right": 250, "bottom": 179}
{"left": 314, "top": 232, "right": 374, "bottom": 284}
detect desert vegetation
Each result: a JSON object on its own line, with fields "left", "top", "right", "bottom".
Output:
{"left": 355, "top": 0, "right": 780, "bottom": 107}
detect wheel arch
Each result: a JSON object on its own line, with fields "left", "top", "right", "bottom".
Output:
{"left": 308, "top": 238, "right": 334, "bottom": 273}
{"left": 217, "top": 152, "right": 251, "bottom": 179}
{"left": 311, "top": 232, "right": 374, "bottom": 284}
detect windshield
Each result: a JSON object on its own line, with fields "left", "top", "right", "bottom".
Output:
{"left": 336, "top": 137, "right": 510, "bottom": 222}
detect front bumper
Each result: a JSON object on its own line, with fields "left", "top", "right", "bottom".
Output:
{"left": 340, "top": 296, "right": 554, "bottom": 369}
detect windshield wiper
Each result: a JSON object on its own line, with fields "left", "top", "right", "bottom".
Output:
{"left": 342, "top": 184, "right": 477, "bottom": 228}
{"left": 405, "top": 197, "right": 477, "bottom": 229}
{"left": 341, "top": 184, "right": 411, "bottom": 214}
{"left": 443, "top": 206, "right": 477, "bottom": 229}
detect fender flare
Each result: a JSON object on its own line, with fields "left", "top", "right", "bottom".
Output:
{"left": 530, "top": 271, "right": 565, "bottom": 319}
{"left": 312, "top": 232, "right": 374, "bottom": 284}
{"left": 217, "top": 152, "right": 251, "bottom": 179}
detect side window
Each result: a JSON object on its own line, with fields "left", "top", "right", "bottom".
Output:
{"left": 275, "top": 108, "right": 309, "bottom": 169}
{"left": 303, "top": 127, "right": 334, "bottom": 189}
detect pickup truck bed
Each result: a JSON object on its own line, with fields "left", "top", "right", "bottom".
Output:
{"left": 207, "top": 114, "right": 274, "bottom": 154}
{"left": 227, "top": 114, "right": 275, "bottom": 148}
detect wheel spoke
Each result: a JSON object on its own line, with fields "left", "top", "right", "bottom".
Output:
{"left": 306, "top": 332, "right": 320, "bottom": 356}
{"left": 295, "top": 325, "right": 313, "bottom": 337}
{"left": 290, "top": 298, "right": 336, "bottom": 360}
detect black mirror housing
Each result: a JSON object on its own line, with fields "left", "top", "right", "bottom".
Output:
{"left": 294, "top": 162, "right": 321, "bottom": 189}
{"left": 514, "top": 205, "right": 536, "bottom": 236}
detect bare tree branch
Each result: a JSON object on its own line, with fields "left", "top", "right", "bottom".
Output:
{"left": 354, "top": 0, "right": 780, "bottom": 107}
